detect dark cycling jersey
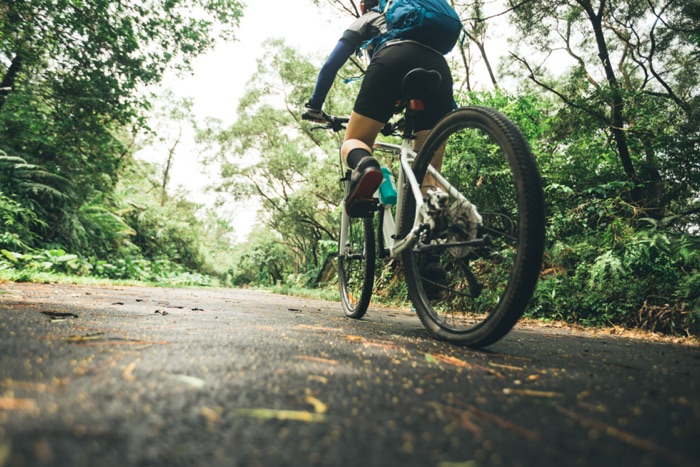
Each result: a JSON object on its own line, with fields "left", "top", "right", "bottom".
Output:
{"left": 308, "top": 10, "right": 454, "bottom": 129}
{"left": 354, "top": 41, "right": 453, "bottom": 131}
{"left": 308, "top": 12, "right": 386, "bottom": 109}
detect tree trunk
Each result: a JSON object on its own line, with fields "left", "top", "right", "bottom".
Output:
{"left": 0, "top": 54, "right": 22, "bottom": 112}
{"left": 579, "top": 1, "right": 637, "bottom": 184}
{"left": 161, "top": 127, "right": 182, "bottom": 206}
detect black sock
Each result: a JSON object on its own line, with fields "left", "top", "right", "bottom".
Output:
{"left": 346, "top": 148, "right": 372, "bottom": 169}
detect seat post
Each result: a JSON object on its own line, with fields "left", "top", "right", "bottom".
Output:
{"left": 402, "top": 106, "right": 417, "bottom": 140}
{"left": 400, "top": 68, "right": 442, "bottom": 141}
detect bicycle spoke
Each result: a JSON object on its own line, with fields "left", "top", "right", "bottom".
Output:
{"left": 401, "top": 107, "right": 545, "bottom": 347}
{"left": 338, "top": 216, "right": 375, "bottom": 319}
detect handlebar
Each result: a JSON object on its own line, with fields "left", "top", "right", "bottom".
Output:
{"left": 304, "top": 113, "right": 403, "bottom": 137}
{"left": 303, "top": 114, "right": 349, "bottom": 132}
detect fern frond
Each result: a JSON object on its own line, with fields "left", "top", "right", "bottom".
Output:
{"left": 589, "top": 250, "right": 627, "bottom": 287}
{"left": 17, "top": 182, "right": 71, "bottom": 201}
{"left": 0, "top": 155, "right": 30, "bottom": 166}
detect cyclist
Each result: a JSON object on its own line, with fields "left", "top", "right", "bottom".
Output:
{"left": 302, "top": 0, "right": 455, "bottom": 214}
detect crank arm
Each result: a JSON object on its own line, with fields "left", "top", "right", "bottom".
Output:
{"left": 413, "top": 235, "right": 492, "bottom": 253}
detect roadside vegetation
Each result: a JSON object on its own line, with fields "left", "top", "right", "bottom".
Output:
{"left": 1, "top": 1, "right": 697, "bottom": 336}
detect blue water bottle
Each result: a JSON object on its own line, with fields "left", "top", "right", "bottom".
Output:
{"left": 378, "top": 167, "right": 397, "bottom": 207}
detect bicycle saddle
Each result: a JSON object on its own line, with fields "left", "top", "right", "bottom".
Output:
{"left": 401, "top": 68, "right": 442, "bottom": 101}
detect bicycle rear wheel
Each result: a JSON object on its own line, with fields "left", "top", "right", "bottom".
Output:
{"left": 338, "top": 215, "right": 375, "bottom": 319}
{"left": 401, "top": 106, "right": 545, "bottom": 347}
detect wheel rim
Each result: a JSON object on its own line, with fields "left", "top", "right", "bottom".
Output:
{"left": 339, "top": 216, "right": 373, "bottom": 315}
{"left": 408, "top": 116, "right": 532, "bottom": 335}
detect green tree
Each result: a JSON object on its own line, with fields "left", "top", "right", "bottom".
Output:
{"left": 140, "top": 89, "right": 197, "bottom": 206}
{"left": 0, "top": 0, "right": 243, "bottom": 116}
{"left": 0, "top": 0, "right": 244, "bottom": 262}
{"left": 198, "top": 39, "right": 355, "bottom": 283}
{"left": 506, "top": 0, "right": 699, "bottom": 214}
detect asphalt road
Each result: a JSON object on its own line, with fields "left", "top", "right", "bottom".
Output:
{"left": 0, "top": 282, "right": 698, "bottom": 467}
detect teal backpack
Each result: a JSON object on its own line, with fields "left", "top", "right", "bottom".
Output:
{"left": 367, "top": 0, "right": 464, "bottom": 56}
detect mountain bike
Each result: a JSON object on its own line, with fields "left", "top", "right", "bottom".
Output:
{"left": 311, "top": 68, "right": 545, "bottom": 348}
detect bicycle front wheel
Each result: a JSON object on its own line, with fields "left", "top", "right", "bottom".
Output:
{"left": 401, "top": 106, "right": 545, "bottom": 347}
{"left": 338, "top": 215, "right": 375, "bottom": 319}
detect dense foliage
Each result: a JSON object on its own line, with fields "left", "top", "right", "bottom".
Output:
{"left": 1, "top": 0, "right": 697, "bottom": 335}
{"left": 0, "top": 0, "right": 243, "bottom": 284}
{"left": 210, "top": 1, "right": 698, "bottom": 335}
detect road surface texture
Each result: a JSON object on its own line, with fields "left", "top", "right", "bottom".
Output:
{"left": 0, "top": 282, "right": 698, "bottom": 467}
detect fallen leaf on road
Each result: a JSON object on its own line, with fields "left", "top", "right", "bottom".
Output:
{"left": 432, "top": 354, "right": 470, "bottom": 368}
{"left": 557, "top": 406, "right": 695, "bottom": 467}
{"left": 431, "top": 399, "right": 540, "bottom": 440}
{"left": 345, "top": 335, "right": 396, "bottom": 349}
{"left": 426, "top": 354, "right": 504, "bottom": 378}
{"left": 296, "top": 356, "right": 338, "bottom": 365}
{"left": 68, "top": 339, "right": 167, "bottom": 347}
{"left": 0, "top": 397, "right": 36, "bottom": 411}
{"left": 40, "top": 311, "right": 78, "bottom": 321}
{"left": 577, "top": 401, "right": 607, "bottom": 413}
{"left": 122, "top": 362, "right": 137, "bottom": 382}
{"left": 503, "top": 388, "right": 561, "bottom": 398}
{"left": 305, "top": 396, "right": 328, "bottom": 414}
{"left": 199, "top": 406, "right": 221, "bottom": 424}
{"left": 171, "top": 374, "right": 206, "bottom": 389}
{"left": 445, "top": 397, "right": 542, "bottom": 441}
{"left": 233, "top": 408, "right": 326, "bottom": 423}
{"left": 307, "top": 375, "right": 328, "bottom": 384}
{"left": 489, "top": 362, "right": 523, "bottom": 371}
{"left": 0, "top": 380, "right": 56, "bottom": 393}
{"left": 438, "top": 461, "right": 478, "bottom": 467}
{"left": 296, "top": 325, "right": 341, "bottom": 333}
{"left": 63, "top": 333, "right": 104, "bottom": 343}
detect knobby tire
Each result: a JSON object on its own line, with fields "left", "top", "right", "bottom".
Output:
{"left": 400, "top": 106, "right": 545, "bottom": 347}
{"left": 338, "top": 216, "right": 375, "bottom": 319}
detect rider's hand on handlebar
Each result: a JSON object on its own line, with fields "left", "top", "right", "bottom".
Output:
{"left": 302, "top": 102, "right": 329, "bottom": 123}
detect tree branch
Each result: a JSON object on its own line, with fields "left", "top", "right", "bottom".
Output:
{"left": 474, "top": 0, "right": 538, "bottom": 23}
{"left": 510, "top": 52, "right": 610, "bottom": 124}
{"left": 645, "top": 0, "right": 691, "bottom": 113}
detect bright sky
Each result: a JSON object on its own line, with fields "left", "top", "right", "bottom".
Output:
{"left": 142, "top": 1, "right": 347, "bottom": 240}
{"left": 168, "top": 1, "right": 346, "bottom": 124}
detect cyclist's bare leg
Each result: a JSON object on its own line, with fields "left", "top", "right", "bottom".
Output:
{"left": 340, "top": 111, "right": 386, "bottom": 209}
{"left": 342, "top": 116, "right": 445, "bottom": 192}
{"left": 415, "top": 130, "right": 445, "bottom": 192}
{"left": 341, "top": 111, "right": 385, "bottom": 166}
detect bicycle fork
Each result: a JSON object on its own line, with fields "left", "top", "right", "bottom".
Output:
{"left": 389, "top": 149, "right": 488, "bottom": 258}
{"left": 385, "top": 146, "right": 434, "bottom": 257}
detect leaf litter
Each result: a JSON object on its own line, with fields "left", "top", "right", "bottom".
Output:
{"left": 233, "top": 408, "right": 326, "bottom": 423}
{"left": 0, "top": 397, "right": 37, "bottom": 411}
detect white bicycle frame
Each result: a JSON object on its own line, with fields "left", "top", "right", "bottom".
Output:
{"left": 338, "top": 135, "right": 479, "bottom": 259}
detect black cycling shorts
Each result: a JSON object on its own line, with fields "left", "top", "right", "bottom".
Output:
{"left": 353, "top": 41, "right": 454, "bottom": 132}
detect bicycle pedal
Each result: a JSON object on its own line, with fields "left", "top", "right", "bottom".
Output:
{"left": 347, "top": 198, "right": 379, "bottom": 218}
